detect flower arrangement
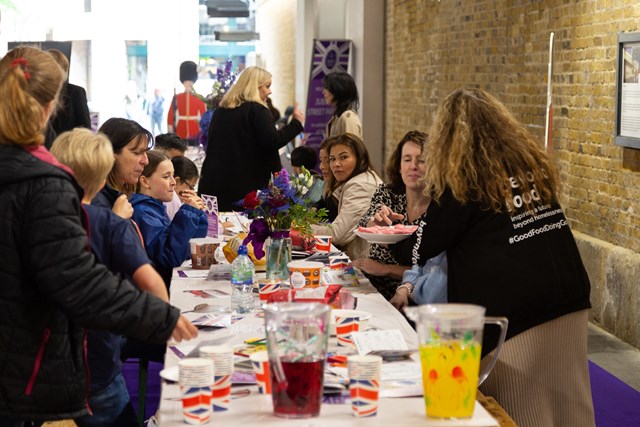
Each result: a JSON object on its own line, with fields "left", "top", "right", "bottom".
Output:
{"left": 239, "top": 168, "right": 327, "bottom": 259}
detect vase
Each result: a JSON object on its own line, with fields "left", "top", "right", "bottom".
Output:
{"left": 265, "top": 230, "right": 292, "bottom": 282}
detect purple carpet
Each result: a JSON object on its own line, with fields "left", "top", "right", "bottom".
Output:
{"left": 122, "top": 359, "right": 163, "bottom": 422}
{"left": 589, "top": 360, "right": 640, "bottom": 427}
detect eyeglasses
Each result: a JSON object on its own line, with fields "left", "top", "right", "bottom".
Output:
{"left": 177, "top": 178, "right": 195, "bottom": 191}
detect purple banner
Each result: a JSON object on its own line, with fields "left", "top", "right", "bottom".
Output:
{"left": 303, "top": 40, "right": 353, "bottom": 150}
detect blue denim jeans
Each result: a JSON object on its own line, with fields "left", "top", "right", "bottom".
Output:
{"left": 74, "top": 374, "right": 137, "bottom": 427}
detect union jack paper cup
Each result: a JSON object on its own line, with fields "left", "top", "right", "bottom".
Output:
{"left": 335, "top": 315, "right": 360, "bottom": 347}
{"left": 249, "top": 351, "right": 272, "bottom": 394}
{"left": 200, "top": 346, "right": 234, "bottom": 412}
{"left": 349, "top": 378, "right": 380, "bottom": 417}
{"left": 258, "top": 280, "right": 281, "bottom": 301}
{"left": 180, "top": 385, "right": 213, "bottom": 424}
{"left": 329, "top": 255, "right": 350, "bottom": 271}
{"left": 178, "top": 358, "right": 214, "bottom": 424}
{"left": 348, "top": 355, "right": 382, "bottom": 417}
{"left": 212, "top": 373, "right": 232, "bottom": 412}
{"left": 313, "top": 235, "right": 332, "bottom": 252}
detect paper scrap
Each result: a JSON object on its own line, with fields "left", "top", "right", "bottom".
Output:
{"left": 352, "top": 329, "right": 409, "bottom": 355}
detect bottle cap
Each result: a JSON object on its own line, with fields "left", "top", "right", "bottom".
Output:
{"left": 238, "top": 245, "right": 248, "bottom": 256}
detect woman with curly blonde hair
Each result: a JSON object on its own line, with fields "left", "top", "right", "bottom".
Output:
{"left": 387, "top": 88, "right": 594, "bottom": 427}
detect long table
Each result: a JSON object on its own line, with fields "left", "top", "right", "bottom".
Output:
{"left": 156, "top": 267, "right": 504, "bottom": 426}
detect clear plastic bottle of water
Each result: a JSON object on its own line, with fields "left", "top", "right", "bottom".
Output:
{"left": 230, "top": 245, "right": 255, "bottom": 314}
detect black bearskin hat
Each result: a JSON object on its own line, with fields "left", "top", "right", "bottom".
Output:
{"left": 179, "top": 61, "right": 198, "bottom": 83}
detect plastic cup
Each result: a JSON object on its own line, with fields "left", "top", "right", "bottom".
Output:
{"left": 249, "top": 351, "right": 272, "bottom": 394}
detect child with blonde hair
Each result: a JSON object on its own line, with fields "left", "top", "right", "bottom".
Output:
{"left": 51, "top": 128, "right": 190, "bottom": 427}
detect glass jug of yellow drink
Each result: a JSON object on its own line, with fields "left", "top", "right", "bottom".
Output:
{"left": 405, "top": 304, "right": 508, "bottom": 419}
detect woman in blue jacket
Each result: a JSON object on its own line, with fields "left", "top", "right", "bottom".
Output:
{"left": 130, "top": 150, "right": 208, "bottom": 288}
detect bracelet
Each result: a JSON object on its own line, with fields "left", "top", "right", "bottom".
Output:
{"left": 396, "top": 283, "right": 414, "bottom": 294}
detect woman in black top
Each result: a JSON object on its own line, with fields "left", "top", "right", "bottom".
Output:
{"left": 387, "top": 88, "right": 594, "bottom": 427}
{"left": 199, "top": 66, "right": 304, "bottom": 211}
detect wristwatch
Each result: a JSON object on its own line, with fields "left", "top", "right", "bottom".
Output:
{"left": 396, "top": 283, "right": 414, "bottom": 294}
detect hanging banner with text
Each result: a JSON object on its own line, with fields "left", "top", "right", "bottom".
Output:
{"left": 303, "top": 39, "right": 353, "bottom": 151}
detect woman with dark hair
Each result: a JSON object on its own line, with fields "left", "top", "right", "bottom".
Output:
{"left": 92, "top": 117, "right": 154, "bottom": 219}
{"left": 389, "top": 88, "right": 594, "bottom": 426}
{"left": 352, "top": 130, "right": 431, "bottom": 301}
{"left": 323, "top": 71, "right": 362, "bottom": 138}
{"left": 311, "top": 133, "right": 382, "bottom": 260}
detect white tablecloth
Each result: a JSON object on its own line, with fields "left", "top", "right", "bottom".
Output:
{"left": 156, "top": 267, "right": 498, "bottom": 426}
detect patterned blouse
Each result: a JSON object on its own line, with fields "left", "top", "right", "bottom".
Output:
{"left": 358, "top": 184, "right": 422, "bottom": 300}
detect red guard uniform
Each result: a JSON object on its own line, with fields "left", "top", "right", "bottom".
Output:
{"left": 167, "top": 93, "right": 206, "bottom": 141}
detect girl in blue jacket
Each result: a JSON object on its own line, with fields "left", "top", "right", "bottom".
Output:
{"left": 130, "top": 150, "right": 208, "bottom": 288}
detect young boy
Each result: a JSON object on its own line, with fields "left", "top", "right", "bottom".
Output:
{"left": 154, "top": 132, "right": 188, "bottom": 159}
{"left": 51, "top": 128, "right": 176, "bottom": 427}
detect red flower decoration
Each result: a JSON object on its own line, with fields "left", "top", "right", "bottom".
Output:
{"left": 242, "top": 191, "right": 260, "bottom": 210}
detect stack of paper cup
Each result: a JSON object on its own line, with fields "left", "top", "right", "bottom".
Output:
{"left": 335, "top": 314, "right": 360, "bottom": 347}
{"left": 178, "top": 358, "right": 214, "bottom": 424}
{"left": 347, "top": 355, "right": 382, "bottom": 417}
{"left": 200, "top": 345, "right": 234, "bottom": 412}
{"left": 249, "top": 351, "right": 272, "bottom": 394}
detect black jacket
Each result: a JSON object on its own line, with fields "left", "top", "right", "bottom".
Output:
{"left": 198, "top": 101, "right": 303, "bottom": 211}
{"left": 0, "top": 144, "right": 180, "bottom": 421}
{"left": 50, "top": 82, "right": 91, "bottom": 136}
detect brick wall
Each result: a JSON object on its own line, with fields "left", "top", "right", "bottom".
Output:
{"left": 256, "top": 0, "right": 297, "bottom": 117}
{"left": 386, "top": 0, "right": 640, "bottom": 346}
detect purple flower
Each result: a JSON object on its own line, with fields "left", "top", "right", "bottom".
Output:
{"left": 273, "top": 169, "right": 290, "bottom": 190}
{"left": 242, "top": 218, "right": 270, "bottom": 259}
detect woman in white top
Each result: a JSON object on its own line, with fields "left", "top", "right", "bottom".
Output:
{"left": 323, "top": 72, "right": 362, "bottom": 138}
{"left": 311, "top": 133, "right": 382, "bottom": 260}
